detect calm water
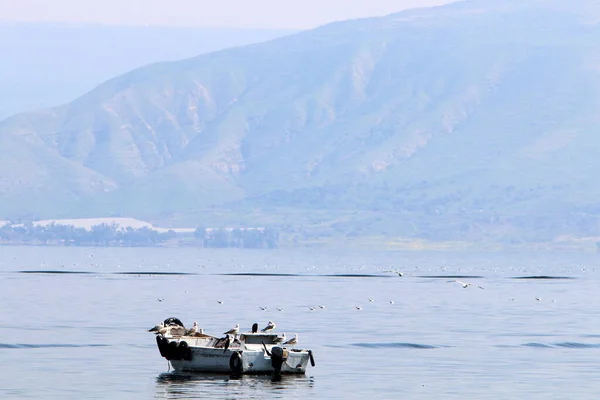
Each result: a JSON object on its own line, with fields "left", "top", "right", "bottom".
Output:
{"left": 1, "top": 246, "right": 600, "bottom": 399}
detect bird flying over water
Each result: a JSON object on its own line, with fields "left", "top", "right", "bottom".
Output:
{"left": 384, "top": 270, "right": 405, "bottom": 277}
{"left": 448, "top": 280, "right": 484, "bottom": 289}
{"left": 261, "top": 321, "right": 276, "bottom": 332}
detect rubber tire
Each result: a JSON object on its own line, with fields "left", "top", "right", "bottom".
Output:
{"left": 168, "top": 341, "right": 182, "bottom": 360}
{"left": 156, "top": 336, "right": 169, "bottom": 358}
{"left": 229, "top": 351, "right": 243, "bottom": 376}
{"left": 179, "top": 341, "right": 193, "bottom": 361}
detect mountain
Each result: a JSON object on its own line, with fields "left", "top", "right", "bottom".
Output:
{"left": 2, "top": 0, "right": 600, "bottom": 243}
{"left": 0, "top": 23, "right": 296, "bottom": 119}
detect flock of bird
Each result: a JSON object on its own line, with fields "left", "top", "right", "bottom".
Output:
{"left": 148, "top": 319, "right": 299, "bottom": 346}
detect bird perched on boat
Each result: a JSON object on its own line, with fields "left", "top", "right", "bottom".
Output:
{"left": 261, "top": 321, "right": 276, "bottom": 332}
{"left": 186, "top": 321, "right": 199, "bottom": 336}
{"left": 448, "top": 280, "right": 484, "bottom": 290}
{"left": 224, "top": 324, "right": 240, "bottom": 336}
{"left": 148, "top": 322, "right": 165, "bottom": 333}
{"left": 167, "top": 325, "right": 186, "bottom": 336}
{"left": 274, "top": 333, "right": 286, "bottom": 343}
{"left": 283, "top": 333, "right": 298, "bottom": 346}
{"left": 223, "top": 335, "right": 231, "bottom": 353}
{"left": 191, "top": 328, "right": 206, "bottom": 336}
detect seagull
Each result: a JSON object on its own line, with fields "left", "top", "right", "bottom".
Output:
{"left": 318, "top": 305, "right": 326, "bottom": 309}
{"left": 224, "top": 324, "right": 240, "bottom": 336}
{"left": 217, "top": 300, "right": 224, "bottom": 304}
{"left": 259, "top": 306, "right": 267, "bottom": 311}
{"left": 368, "top": 298, "right": 374, "bottom": 302}
{"left": 223, "top": 335, "right": 231, "bottom": 353}
{"left": 274, "top": 333, "right": 286, "bottom": 343}
{"left": 355, "top": 306, "right": 362, "bottom": 310}
{"left": 283, "top": 333, "right": 298, "bottom": 346}
{"left": 157, "top": 298, "right": 164, "bottom": 302}
{"left": 148, "top": 322, "right": 164, "bottom": 333}
{"left": 261, "top": 321, "right": 276, "bottom": 332}
{"left": 167, "top": 325, "right": 185, "bottom": 336}
{"left": 384, "top": 270, "right": 404, "bottom": 277}
{"left": 448, "top": 280, "right": 484, "bottom": 290}
{"left": 389, "top": 300, "right": 395, "bottom": 304}
{"left": 186, "top": 321, "right": 199, "bottom": 335}
{"left": 277, "top": 308, "right": 284, "bottom": 311}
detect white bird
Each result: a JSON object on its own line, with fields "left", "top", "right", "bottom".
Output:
{"left": 148, "top": 322, "right": 164, "bottom": 333}
{"left": 448, "top": 280, "right": 484, "bottom": 290}
{"left": 224, "top": 324, "right": 240, "bottom": 336}
{"left": 389, "top": 300, "right": 395, "bottom": 304}
{"left": 283, "top": 333, "right": 298, "bottom": 346}
{"left": 157, "top": 298, "right": 165, "bottom": 302}
{"left": 167, "top": 325, "right": 185, "bottom": 336}
{"left": 355, "top": 306, "right": 362, "bottom": 310}
{"left": 384, "top": 270, "right": 404, "bottom": 277}
{"left": 261, "top": 321, "right": 276, "bottom": 332}
{"left": 274, "top": 333, "right": 286, "bottom": 343}
{"left": 368, "top": 298, "right": 374, "bottom": 302}
{"left": 217, "top": 300, "right": 224, "bottom": 304}
{"left": 259, "top": 306, "right": 267, "bottom": 311}
{"left": 186, "top": 321, "right": 199, "bottom": 335}
{"left": 277, "top": 308, "right": 284, "bottom": 311}
{"left": 318, "top": 305, "right": 326, "bottom": 309}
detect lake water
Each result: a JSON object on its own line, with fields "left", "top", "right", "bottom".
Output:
{"left": 1, "top": 245, "right": 600, "bottom": 399}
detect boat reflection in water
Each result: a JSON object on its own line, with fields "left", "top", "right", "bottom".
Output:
{"left": 155, "top": 372, "right": 315, "bottom": 399}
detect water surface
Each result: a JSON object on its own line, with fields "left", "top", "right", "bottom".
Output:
{"left": 1, "top": 246, "right": 599, "bottom": 399}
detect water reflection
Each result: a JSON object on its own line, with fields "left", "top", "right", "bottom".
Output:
{"left": 155, "top": 372, "right": 315, "bottom": 399}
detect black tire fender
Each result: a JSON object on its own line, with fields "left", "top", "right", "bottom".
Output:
{"left": 156, "top": 335, "right": 169, "bottom": 358}
{"left": 179, "top": 340, "right": 193, "bottom": 361}
{"left": 168, "top": 341, "right": 182, "bottom": 360}
{"left": 229, "top": 351, "right": 243, "bottom": 375}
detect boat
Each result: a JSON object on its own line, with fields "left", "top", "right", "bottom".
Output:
{"left": 153, "top": 320, "right": 315, "bottom": 377}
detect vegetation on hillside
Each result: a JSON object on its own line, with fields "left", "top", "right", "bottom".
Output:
{"left": 1, "top": 0, "right": 600, "bottom": 244}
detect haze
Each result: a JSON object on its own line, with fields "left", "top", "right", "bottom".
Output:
{"left": 0, "top": 0, "right": 454, "bottom": 29}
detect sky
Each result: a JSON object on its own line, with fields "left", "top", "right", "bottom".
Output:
{"left": 0, "top": 0, "right": 456, "bottom": 29}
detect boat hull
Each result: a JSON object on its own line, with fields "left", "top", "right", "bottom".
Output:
{"left": 170, "top": 347, "right": 309, "bottom": 374}
{"left": 157, "top": 335, "right": 311, "bottom": 375}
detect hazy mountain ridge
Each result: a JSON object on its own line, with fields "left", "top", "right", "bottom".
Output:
{"left": 0, "top": 23, "right": 296, "bottom": 120}
{"left": 2, "top": 0, "right": 600, "bottom": 242}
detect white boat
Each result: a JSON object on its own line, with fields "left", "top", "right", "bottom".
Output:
{"left": 154, "top": 324, "right": 315, "bottom": 376}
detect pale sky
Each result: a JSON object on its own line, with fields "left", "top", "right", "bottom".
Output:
{"left": 0, "top": 0, "right": 456, "bottom": 29}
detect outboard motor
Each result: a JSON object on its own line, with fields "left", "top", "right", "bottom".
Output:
{"left": 270, "top": 346, "right": 288, "bottom": 382}
{"left": 252, "top": 323, "right": 259, "bottom": 333}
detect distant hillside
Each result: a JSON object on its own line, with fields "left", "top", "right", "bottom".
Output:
{"left": 0, "top": 23, "right": 296, "bottom": 119}
{"left": 2, "top": 0, "right": 600, "bottom": 243}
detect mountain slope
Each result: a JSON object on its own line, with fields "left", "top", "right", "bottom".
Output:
{"left": 0, "top": 23, "right": 296, "bottom": 120}
{"left": 2, "top": 0, "right": 600, "bottom": 241}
